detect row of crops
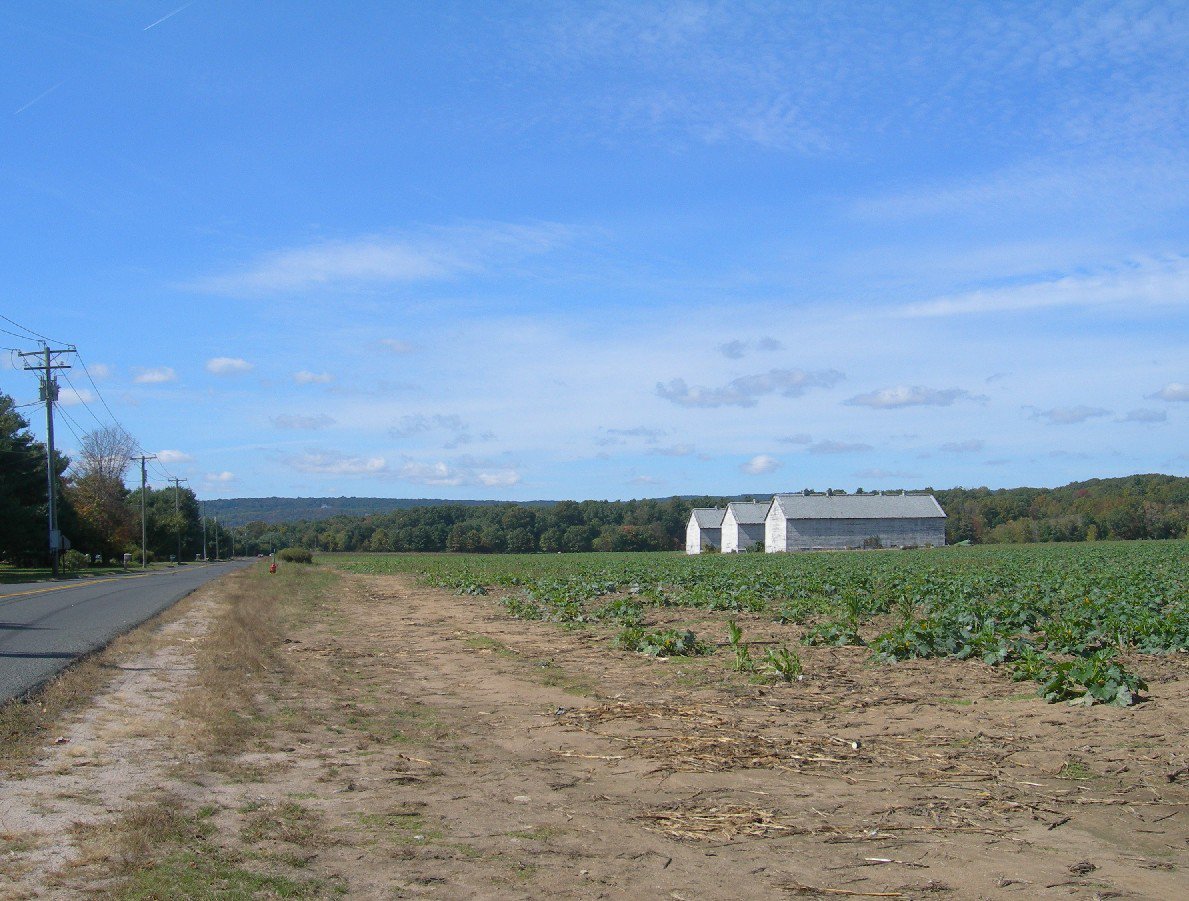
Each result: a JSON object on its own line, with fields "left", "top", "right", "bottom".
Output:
{"left": 329, "top": 541, "right": 1188, "bottom": 706}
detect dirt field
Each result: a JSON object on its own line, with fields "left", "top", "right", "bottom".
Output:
{"left": 1, "top": 564, "right": 1186, "bottom": 899}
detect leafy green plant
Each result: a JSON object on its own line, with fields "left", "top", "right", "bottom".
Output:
{"left": 277, "top": 547, "right": 313, "bottom": 564}
{"left": 1012, "top": 648, "right": 1147, "bottom": 707}
{"left": 801, "top": 619, "right": 864, "bottom": 647}
{"left": 763, "top": 646, "right": 803, "bottom": 682}
{"left": 615, "top": 627, "right": 709, "bottom": 657}
{"left": 726, "top": 620, "right": 754, "bottom": 672}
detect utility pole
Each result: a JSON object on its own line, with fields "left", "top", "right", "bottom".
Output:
{"left": 168, "top": 477, "right": 189, "bottom": 564}
{"left": 214, "top": 516, "right": 219, "bottom": 561}
{"left": 131, "top": 455, "right": 157, "bottom": 569}
{"left": 19, "top": 344, "right": 74, "bottom": 577}
{"left": 201, "top": 500, "right": 208, "bottom": 561}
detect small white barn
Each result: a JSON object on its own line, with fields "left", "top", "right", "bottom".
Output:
{"left": 685, "top": 508, "right": 725, "bottom": 554}
{"left": 721, "top": 501, "right": 770, "bottom": 552}
{"left": 765, "top": 492, "right": 946, "bottom": 552}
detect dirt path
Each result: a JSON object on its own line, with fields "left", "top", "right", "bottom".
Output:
{"left": 2, "top": 568, "right": 1185, "bottom": 899}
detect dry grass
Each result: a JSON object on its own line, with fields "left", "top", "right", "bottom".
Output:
{"left": 0, "top": 593, "right": 199, "bottom": 774}
{"left": 175, "top": 567, "right": 287, "bottom": 756}
{"left": 69, "top": 793, "right": 213, "bottom": 877}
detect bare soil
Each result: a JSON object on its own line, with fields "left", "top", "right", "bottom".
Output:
{"left": 2, "top": 567, "right": 1186, "bottom": 899}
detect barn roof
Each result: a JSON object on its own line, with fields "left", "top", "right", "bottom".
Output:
{"left": 771, "top": 493, "right": 946, "bottom": 520}
{"left": 689, "top": 507, "right": 725, "bottom": 528}
{"left": 725, "top": 501, "right": 770, "bottom": 524}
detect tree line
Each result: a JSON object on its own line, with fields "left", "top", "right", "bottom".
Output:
{"left": 0, "top": 391, "right": 230, "bottom": 567}
{"left": 228, "top": 474, "right": 1187, "bottom": 556}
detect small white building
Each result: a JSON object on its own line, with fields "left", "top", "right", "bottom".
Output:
{"left": 721, "top": 501, "right": 770, "bottom": 552}
{"left": 765, "top": 492, "right": 946, "bottom": 552}
{"left": 685, "top": 508, "right": 725, "bottom": 554}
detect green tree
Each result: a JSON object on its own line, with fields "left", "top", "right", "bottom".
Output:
{"left": 0, "top": 392, "right": 48, "bottom": 563}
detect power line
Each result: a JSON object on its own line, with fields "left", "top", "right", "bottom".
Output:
{"left": 59, "top": 372, "right": 108, "bottom": 432}
{"left": 55, "top": 403, "right": 88, "bottom": 445}
{"left": 0, "top": 312, "right": 66, "bottom": 346}
{"left": 75, "top": 351, "right": 141, "bottom": 451}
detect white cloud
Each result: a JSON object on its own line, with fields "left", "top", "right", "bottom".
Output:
{"left": 896, "top": 257, "right": 1189, "bottom": 318}
{"left": 204, "top": 471, "right": 235, "bottom": 484}
{"left": 157, "top": 449, "right": 193, "bottom": 464}
{"left": 740, "top": 454, "right": 781, "bottom": 475}
{"left": 808, "top": 440, "right": 872, "bottom": 454}
{"left": 845, "top": 386, "right": 982, "bottom": 409}
{"left": 649, "top": 443, "right": 694, "bottom": 457}
{"left": 87, "top": 363, "right": 114, "bottom": 379}
{"left": 380, "top": 339, "right": 416, "bottom": 354}
{"left": 1031, "top": 406, "right": 1112, "bottom": 425}
{"left": 57, "top": 386, "right": 94, "bottom": 407}
{"left": 940, "top": 439, "right": 986, "bottom": 453}
{"left": 1150, "top": 382, "right": 1189, "bottom": 402}
{"left": 205, "top": 357, "right": 253, "bottom": 375}
{"left": 293, "top": 370, "right": 332, "bottom": 384}
{"left": 390, "top": 414, "right": 467, "bottom": 437}
{"left": 657, "top": 368, "right": 844, "bottom": 408}
{"left": 778, "top": 433, "right": 812, "bottom": 445}
{"left": 717, "top": 337, "right": 785, "bottom": 359}
{"left": 134, "top": 366, "right": 176, "bottom": 384}
{"left": 397, "top": 458, "right": 521, "bottom": 488}
{"left": 1118, "top": 409, "right": 1167, "bottom": 423}
{"left": 286, "top": 451, "right": 388, "bottom": 476}
{"left": 191, "top": 222, "right": 571, "bottom": 295}
{"left": 855, "top": 468, "right": 918, "bottom": 480}
{"left": 271, "top": 414, "right": 335, "bottom": 430}
{"left": 719, "top": 339, "right": 747, "bottom": 359}
{"left": 628, "top": 475, "right": 663, "bottom": 486}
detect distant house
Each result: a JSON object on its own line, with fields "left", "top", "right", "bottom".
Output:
{"left": 765, "top": 492, "right": 946, "bottom": 552}
{"left": 685, "top": 508, "right": 725, "bottom": 554}
{"left": 721, "top": 501, "right": 770, "bottom": 552}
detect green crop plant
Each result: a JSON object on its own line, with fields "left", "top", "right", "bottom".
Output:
{"left": 615, "top": 627, "right": 709, "bottom": 658}
{"left": 725, "top": 619, "right": 754, "bottom": 673}
{"left": 763, "top": 646, "right": 803, "bottom": 682}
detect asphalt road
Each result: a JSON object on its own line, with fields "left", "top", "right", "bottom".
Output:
{"left": 0, "top": 561, "right": 253, "bottom": 704}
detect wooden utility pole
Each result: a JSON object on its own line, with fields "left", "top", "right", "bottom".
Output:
{"left": 168, "top": 477, "right": 189, "bottom": 563}
{"left": 130, "top": 455, "right": 157, "bottom": 568}
{"left": 19, "top": 345, "right": 73, "bottom": 577}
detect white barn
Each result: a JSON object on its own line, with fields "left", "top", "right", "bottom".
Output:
{"left": 721, "top": 501, "right": 769, "bottom": 552}
{"left": 765, "top": 492, "right": 946, "bottom": 552}
{"left": 685, "top": 508, "right": 725, "bottom": 554}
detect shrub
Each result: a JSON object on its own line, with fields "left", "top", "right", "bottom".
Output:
{"left": 277, "top": 547, "right": 313, "bottom": 564}
{"left": 61, "top": 549, "right": 89, "bottom": 573}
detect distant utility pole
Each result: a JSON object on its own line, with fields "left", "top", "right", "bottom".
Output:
{"left": 213, "top": 515, "right": 219, "bottom": 561}
{"left": 168, "top": 477, "right": 189, "bottom": 563}
{"left": 131, "top": 455, "right": 157, "bottom": 569}
{"left": 19, "top": 344, "right": 74, "bottom": 577}
{"left": 201, "top": 500, "right": 208, "bottom": 561}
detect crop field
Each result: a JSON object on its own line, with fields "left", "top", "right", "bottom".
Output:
{"left": 333, "top": 540, "right": 1188, "bottom": 706}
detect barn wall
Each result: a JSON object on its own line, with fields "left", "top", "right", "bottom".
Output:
{"left": 737, "top": 522, "right": 765, "bottom": 550}
{"left": 765, "top": 505, "right": 786, "bottom": 552}
{"left": 687, "top": 523, "right": 722, "bottom": 554}
{"left": 782, "top": 517, "right": 945, "bottom": 550}
{"left": 721, "top": 514, "right": 740, "bottom": 553}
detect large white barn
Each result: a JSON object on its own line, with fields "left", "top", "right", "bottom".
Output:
{"left": 721, "top": 501, "right": 769, "bottom": 552}
{"left": 765, "top": 492, "right": 946, "bottom": 552}
{"left": 685, "top": 508, "right": 725, "bottom": 554}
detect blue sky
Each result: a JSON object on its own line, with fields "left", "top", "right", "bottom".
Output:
{"left": 2, "top": 1, "right": 1186, "bottom": 500}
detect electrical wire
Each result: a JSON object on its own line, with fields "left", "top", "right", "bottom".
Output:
{"left": 54, "top": 402, "right": 88, "bottom": 446}
{"left": 74, "top": 351, "right": 141, "bottom": 450}
{"left": 0, "top": 312, "right": 67, "bottom": 346}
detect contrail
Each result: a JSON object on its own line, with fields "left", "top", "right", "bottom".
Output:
{"left": 144, "top": 0, "right": 195, "bottom": 31}
{"left": 14, "top": 81, "right": 64, "bottom": 115}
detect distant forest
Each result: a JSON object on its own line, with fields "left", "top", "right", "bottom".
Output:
{"left": 228, "top": 474, "right": 1188, "bottom": 555}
